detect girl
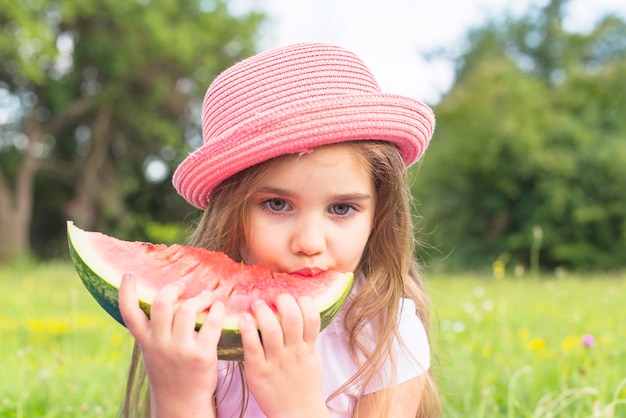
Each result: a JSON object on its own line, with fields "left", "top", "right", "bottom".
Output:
{"left": 118, "top": 43, "right": 440, "bottom": 417}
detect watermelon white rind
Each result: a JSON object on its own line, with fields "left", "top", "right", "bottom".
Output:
{"left": 66, "top": 221, "right": 354, "bottom": 361}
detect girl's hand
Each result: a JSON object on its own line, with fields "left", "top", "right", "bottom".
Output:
{"left": 240, "top": 294, "right": 330, "bottom": 418}
{"left": 119, "top": 273, "right": 224, "bottom": 418}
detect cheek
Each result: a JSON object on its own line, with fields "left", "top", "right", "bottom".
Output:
{"left": 240, "top": 234, "right": 257, "bottom": 265}
{"left": 340, "top": 219, "right": 373, "bottom": 270}
{"left": 240, "top": 219, "right": 279, "bottom": 265}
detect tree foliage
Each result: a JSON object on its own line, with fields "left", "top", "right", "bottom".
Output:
{"left": 413, "top": 0, "right": 626, "bottom": 271}
{"left": 0, "top": 0, "right": 264, "bottom": 260}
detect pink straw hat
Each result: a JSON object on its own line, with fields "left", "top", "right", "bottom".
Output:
{"left": 172, "top": 42, "right": 435, "bottom": 209}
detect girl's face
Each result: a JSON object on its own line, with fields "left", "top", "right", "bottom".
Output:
{"left": 240, "top": 143, "right": 375, "bottom": 276}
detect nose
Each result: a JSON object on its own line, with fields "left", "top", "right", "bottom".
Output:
{"left": 290, "top": 215, "right": 327, "bottom": 256}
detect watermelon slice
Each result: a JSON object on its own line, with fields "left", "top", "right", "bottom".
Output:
{"left": 66, "top": 221, "right": 354, "bottom": 361}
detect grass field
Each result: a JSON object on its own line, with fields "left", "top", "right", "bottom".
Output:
{"left": 1, "top": 262, "right": 624, "bottom": 417}
{"left": 428, "top": 272, "right": 626, "bottom": 417}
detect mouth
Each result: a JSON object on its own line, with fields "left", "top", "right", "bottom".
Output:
{"left": 289, "top": 267, "right": 326, "bottom": 277}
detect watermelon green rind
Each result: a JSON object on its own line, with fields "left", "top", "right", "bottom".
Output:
{"left": 68, "top": 239, "right": 128, "bottom": 326}
{"left": 66, "top": 221, "right": 354, "bottom": 361}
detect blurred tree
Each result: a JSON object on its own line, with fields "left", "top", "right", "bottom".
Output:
{"left": 413, "top": 0, "right": 626, "bottom": 271}
{"left": 0, "top": 0, "right": 264, "bottom": 260}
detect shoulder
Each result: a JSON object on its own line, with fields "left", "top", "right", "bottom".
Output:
{"left": 396, "top": 298, "right": 431, "bottom": 372}
{"left": 320, "top": 291, "right": 431, "bottom": 372}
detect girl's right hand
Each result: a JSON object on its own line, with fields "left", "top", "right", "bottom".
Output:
{"left": 119, "top": 273, "right": 225, "bottom": 418}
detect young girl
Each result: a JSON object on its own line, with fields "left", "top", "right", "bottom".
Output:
{"left": 118, "top": 42, "right": 440, "bottom": 417}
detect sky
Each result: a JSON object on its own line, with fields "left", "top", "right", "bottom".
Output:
{"left": 254, "top": 0, "right": 626, "bottom": 104}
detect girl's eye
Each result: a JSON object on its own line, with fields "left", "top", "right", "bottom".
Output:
{"left": 263, "top": 198, "right": 290, "bottom": 212}
{"left": 330, "top": 203, "right": 354, "bottom": 216}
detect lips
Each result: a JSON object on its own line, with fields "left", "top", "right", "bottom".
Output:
{"left": 290, "top": 267, "right": 326, "bottom": 277}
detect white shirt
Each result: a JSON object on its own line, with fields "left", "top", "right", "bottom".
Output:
{"left": 215, "top": 297, "right": 430, "bottom": 417}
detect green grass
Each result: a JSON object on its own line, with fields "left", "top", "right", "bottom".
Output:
{"left": 428, "top": 273, "right": 626, "bottom": 417}
{"left": 1, "top": 262, "right": 133, "bottom": 417}
{"left": 1, "top": 263, "right": 624, "bottom": 417}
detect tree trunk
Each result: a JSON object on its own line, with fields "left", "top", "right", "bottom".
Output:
{"left": 67, "top": 104, "right": 114, "bottom": 231}
{"left": 0, "top": 172, "right": 20, "bottom": 260}
{"left": 0, "top": 123, "right": 42, "bottom": 261}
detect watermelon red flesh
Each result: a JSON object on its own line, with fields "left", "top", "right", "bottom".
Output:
{"left": 73, "top": 230, "right": 347, "bottom": 317}
{"left": 67, "top": 221, "right": 354, "bottom": 360}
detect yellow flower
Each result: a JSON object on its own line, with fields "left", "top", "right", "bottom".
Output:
{"left": 518, "top": 328, "right": 531, "bottom": 340}
{"left": 492, "top": 260, "right": 505, "bottom": 279}
{"left": 561, "top": 335, "right": 579, "bottom": 354}
{"left": 482, "top": 346, "right": 493, "bottom": 358}
{"left": 26, "top": 317, "right": 69, "bottom": 335}
{"left": 525, "top": 337, "right": 546, "bottom": 351}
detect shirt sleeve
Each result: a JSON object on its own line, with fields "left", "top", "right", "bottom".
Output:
{"left": 363, "top": 297, "right": 431, "bottom": 394}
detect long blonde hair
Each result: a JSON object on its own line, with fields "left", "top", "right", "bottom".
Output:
{"left": 120, "top": 140, "right": 440, "bottom": 417}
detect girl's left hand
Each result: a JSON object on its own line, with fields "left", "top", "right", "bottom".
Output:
{"left": 239, "top": 294, "right": 329, "bottom": 418}
{"left": 119, "top": 274, "right": 225, "bottom": 418}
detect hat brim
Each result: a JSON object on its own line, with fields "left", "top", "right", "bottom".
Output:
{"left": 173, "top": 93, "right": 434, "bottom": 209}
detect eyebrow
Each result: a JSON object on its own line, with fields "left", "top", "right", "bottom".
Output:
{"left": 256, "top": 186, "right": 372, "bottom": 201}
{"left": 333, "top": 193, "right": 373, "bottom": 201}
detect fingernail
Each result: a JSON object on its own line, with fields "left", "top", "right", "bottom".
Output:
{"left": 122, "top": 273, "right": 132, "bottom": 281}
{"left": 252, "top": 299, "right": 266, "bottom": 307}
{"left": 239, "top": 313, "right": 253, "bottom": 327}
{"left": 201, "top": 289, "right": 212, "bottom": 296}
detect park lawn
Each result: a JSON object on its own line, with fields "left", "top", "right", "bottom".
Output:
{"left": 1, "top": 262, "right": 624, "bottom": 417}
{"left": 1, "top": 262, "right": 133, "bottom": 417}
{"left": 428, "top": 272, "right": 626, "bottom": 417}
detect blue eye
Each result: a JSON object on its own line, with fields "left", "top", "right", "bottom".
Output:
{"left": 264, "top": 198, "right": 290, "bottom": 212}
{"left": 330, "top": 204, "right": 354, "bottom": 216}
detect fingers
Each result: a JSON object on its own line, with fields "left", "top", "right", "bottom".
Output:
{"left": 197, "top": 300, "right": 225, "bottom": 348}
{"left": 171, "top": 290, "right": 215, "bottom": 342}
{"left": 120, "top": 275, "right": 224, "bottom": 347}
{"left": 250, "top": 300, "right": 283, "bottom": 357}
{"left": 240, "top": 312, "right": 264, "bottom": 361}
{"left": 296, "top": 296, "right": 321, "bottom": 344}
{"left": 276, "top": 294, "right": 304, "bottom": 345}
{"left": 276, "top": 294, "right": 320, "bottom": 345}
{"left": 241, "top": 294, "right": 321, "bottom": 360}
{"left": 150, "top": 281, "right": 187, "bottom": 340}
{"left": 119, "top": 273, "right": 150, "bottom": 341}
